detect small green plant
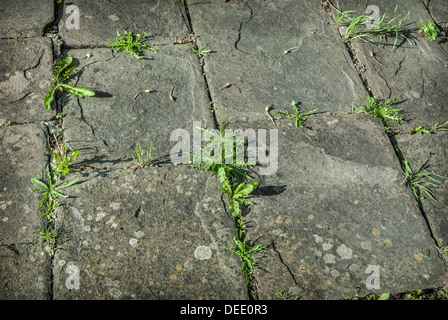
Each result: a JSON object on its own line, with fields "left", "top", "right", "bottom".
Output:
{"left": 351, "top": 96, "right": 402, "bottom": 135}
{"left": 1, "top": 121, "right": 11, "bottom": 127}
{"left": 335, "top": 6, "right": 411, "bottom": 51}
{"left": 177, "top": 0, "right": 185, "bottom": 5}
{"left": 44, "top": 56, "right": 95, "bottom": 111}
{"left": 107, "top": 31, "right": 156, "bottom": 59}
{"left": 437, "top": 239, "right": 448, "bottom": 255}
{"left": 366, "top": 292, "right": 390, "bottom": 300}
{"left": 30, "top": 165, "right": 78, "bottom": 210}
{"left": 187, "top": 46, "right": 211, "bottom": 57}
{"left": 51, "top": 139, "right": 80, "bottom": 176}
{"left": 132, "top": 141, "right": 153, "bottom": 169}
{"left": 40, "top": 225, "right": 58, "bottom": 257}
{"left": 418, "top": 19, "right": 445, "bottom": 42}
{"left": 276, "top": 100, "right": 318, "bottom": 129}
{"left": 225, "top": 236, "right": 267, "bottom": 285}
{"left": 409, "top": 121, "right": 448, "bottom": 134}
{"left": 397, "top": 145, "right": 447, "bottom": 201}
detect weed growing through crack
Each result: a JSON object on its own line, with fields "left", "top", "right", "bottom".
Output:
{"left": 30, "top": 165, "right": 78, "bottom": 256}
{"left": 334, "top": 5, "right": 411, "bottom": 51}
{"left": 49, "top": 134, "right": 80, "bottom": 177}
{"left": 45, "top": 56, "right": 95, "bottom": 111}
{"left": 187, "top": 46, "right": 212, "bottom": 57}
{"left": 275, "top": 100, "right": 318, "bottom": 129}
{"left": 107, "top": 31, "right": 156, "bottom": 59}
{"left": 396, "top": 145, "right": 447, "bottom": 201}
{"left": 418, "top": 20, "right": 446, "bottom": 42}
{"left": 192, "top": 121, "right": 267, "bottom": 287}
{"left": 350, "top": 96, "right": 403, "bottom": 135}
{"left": 131, "top": 141, "right": 153, "bottom": 169}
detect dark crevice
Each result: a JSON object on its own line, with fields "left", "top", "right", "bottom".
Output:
{"left": 234, "top": 1, "right": 254, "bottom": 55}
{"left": 181, "top": 1, "right": 219, "bottom": 130}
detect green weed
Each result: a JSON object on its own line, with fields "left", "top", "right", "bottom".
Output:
{"left": 107, "top": 30, "right": 156, "bottom": 59}
{"left": 418, "top": 19, "right": 445, "bottom": 41}
{"left": 44, "top": 56, "right": 95, "bottom": 111}
{"left": 40, "top": 225, "right": 58, "bottom": 257}
{"left": 276, "top": 100, "right": 318, "bottom": 129}
{"left": 335, "top": 6, "right": 411, "bottom": 51}
{"left": 225, "top": 236, "right": 267, "bottom": 285}
{"left": 132, "top": 141, "right": 153, "bottom": 169}
{"left": 30, "top": 165, "right": 78, "bottom": 210}
{"left": 396, "top": 145, "right": 447, "bottom": 201}
{"left": 351, "top": 96, "right": 402, "bottom": 135}
{"left": 187, "top": 46, "right": 212, "bottom": 57}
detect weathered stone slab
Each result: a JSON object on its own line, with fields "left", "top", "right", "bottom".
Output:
{"left": 228, "top": 114, "right": 447, "bottom": 299}
{"left": 0, "top": 125, "right": 48, "bottom": 245}
{"left": 428, "top": 0, "right": 448, "bottom": 29}
{"left": 396, "top": 132, "right": 448, "bottom": 265}
{"left": 53, "top": 166, "right": 247, "bottom": 299}
{"left": 0, "top": 0, "right": 54, "bottom": 38}
{"left": 58, "top": 0, "right": 189, "bottom": 47}
{"left": 188, "top": 0, "right": 367, "bottom": 124}
{"left": 335, "top": 0, "right": 448, "bottom": 133}
{"left": 0, "top": 38, "right": 54, "bottom": 123}
{"left": 0, "top": 244, "right": 51, "bottom": 299}
{"left": 62, "top": 46, "right": 214, "bottom": 170}
{"left": 0, "top": 124, "right": 50, "bottom": 300}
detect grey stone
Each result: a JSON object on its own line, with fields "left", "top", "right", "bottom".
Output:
{"left": 0, "top": 38, "right": 54, "bottom": 122}
{"left": 0, "top": 244, "right": 51, "bottom": 300}
{"left": 52, "top": 166, "right": 248, "bottom": 299}
{"left": 336, "top": 0, "right": 448, "bottom": 133}
{"left": 0, "top": 0, "right": 54, "bottom": 38}
{"left": 0, "top": 125, "right": 48, "bottom": 245}
{"left": 57, "top": 0, "right": 190, "bottom": 47}
{"left": 396, "top": 132, "right": 448, "bottom": 264}
{"left": 228, "top": 115, "right": 447, "bottom": 299}
{"left": 188, "top": 0, "right": 367, "bottom": 124}
{"left": 62, "top": 46, "right": 214, "bottom": 170}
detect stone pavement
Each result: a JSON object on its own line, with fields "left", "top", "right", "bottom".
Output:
{"left": 0, "top": 0, "right": 447, "bottom": 300}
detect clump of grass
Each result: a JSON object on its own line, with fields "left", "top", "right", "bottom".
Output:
{"left": 334, "top": 5, "right": 411, "bottom": 51}
{"left": 107, "top": 31, "right": 156, "bottom": 59}
{"left": 275, "top": 100, "right": 318, "bottom": 129}
{"left": 350, "top": 96, "right": 403, "bottom": 135}
{"left": 131, "top": 141, "right": 153, "bottom": 170}
{"left": 396, "top": 145, "right": 447, "bottom": 201}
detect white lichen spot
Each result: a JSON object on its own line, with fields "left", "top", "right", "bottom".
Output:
{"left": 95, "top": 212, "right": 106, "bottom": 221}
{"left": 337, "top": 244, "right": 353, "bottom": 260}
{"left": 361, "top": 241, "right": 372, "bottom": 251}
{"left": 109, "top": 202, "right": 121, "bottom": 210}
{"left": 349, "top": 264, "right": 360, "bottom": 272}
{"left": 330, "top": 269, "right": 340, "bottom": 277}
{"left": 313, "top": 234, "right": 323, "bottom": 243}
{"left": 2, "top": 217, "right": 8, "bottom": 222}
{"left": 129, "top": 238, "right": 138, "bottom": 247}
{"left": 322, "top": 243, "right": 332, "bottom": 251}
{"left": 58, "top": 260, "right": 67, "bottom": 267}
{"left": 323, "top": 254, "right": 336, "bottom": 264}
{"left": 194, "top": 246, "right": 212, "bottom": 260}
{"left": 135, "top": 231, "right": 145, "bottom": 239}
{"left": 83, "top": 225, "right": 91, "bottom": 232}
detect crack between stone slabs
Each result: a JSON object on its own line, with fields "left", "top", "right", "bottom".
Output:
{"left": 182, "top": 0, "right": 219, "bottom": 129}
{"left": 42, "top": 0, "right": 62, "bottom": 37}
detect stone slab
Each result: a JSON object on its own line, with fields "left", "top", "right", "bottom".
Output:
{"left": 228, "top": 114, "right": 447, "bottom": 299}
{"left": 57, "top": 0, "right": 190, "bottom": 47}
{"left": 62, "top": 46, "right": 214, "bottom": 170}
{"left": 188, "top": 0, "right": 367, "bottom": 124}
{"left": 396, "top": 132, "right": 448, "bottom": 264}
{"left": 0, "top": 125, "right": 48, "bottom": 245}
{"left": 0, "top": 0, "right": 54, "bottom": 38}
{"left": 0, "top": 124, "right": 50, "bottom": 300}
{"left": 52, "top": 166, "right": 247, "bottom": 299}
{"left": 0, "top": 38, "right": 54, "bottom": 123}
{"left": 0, "top": 244, "right": 51, "bottom": 300}
{"left": 335, "top": 0, "right": 448, "bottom": 133}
